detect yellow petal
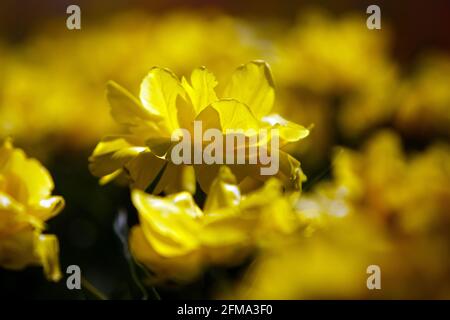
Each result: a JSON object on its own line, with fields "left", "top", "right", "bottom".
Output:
{"left": 235, "top": 149, "right": 305, "bottom": 191}
{"left": 0, "top": 138, "right": 14, "bottom": 168}
{"left": 227, "top": 163, "right": 261, "bottom": 184}
{"left": 195, "top": 163, "right": 259, "bottom": 194}
{"left": 131, "top": 190, "right": 202, "bottom": 257}
{"left": 88, "top": 136, "right": 146, "bottom": 178}
{"left": 125, "top": 151, "right": 167, "bottom": 190}
{"left": 237, "top": 176, "right": 264, "bottom": 193}
{"left": 194, "top": 105, "right": 222, "bottom": 131}
{"left": 176, "top": 95, "right": 197, "bottom": 131}
{"left": 106, "top": 81, "right": 161, "bottom": 126}
{"left": 129, "top": 226, "right": 203, "bottom": 283}
{"left": 200, "top": 214, "right": 252, "bottom": 255}
{"left": 181, "top": 67, "right": 218, "bottom": 114}
{"left": 223, "top": 60, "right": 275, "bottom": 119}
{"left": 275, "top": 151, "right": 307, "bottom": 191}
{"left": 139, "top": 67, "right": 185, "bottom": 132}
{"left": 99, "top": 169, "right": 125, "bottom": 186}
{"left": 30, "top": 196, "right": 65, "bottom": 223}
{"left": 0, "top": 231, "right": 61, "bottom": 282}
{"left": 194, "top": 164, "right": 220, "bottom": 194}
{"left": 0, "top": 230, "right": 37, "bottom": 270}
{"left": 0, "top": 139, "right": 54, "bottom": 205}
{"left": 146, "top": 137, "right": 177, "bottom": 157}
{"left": 261, "top": 114, "right": 310, "bottom": 144}
{"left": 34, "top": 233, "right": 62, "bottom": 282}
{"left": 240, "top": 178, "right": 299, "bottom": 235}
{"left": 0, "top": 192, "right": 43, "bottom": 236}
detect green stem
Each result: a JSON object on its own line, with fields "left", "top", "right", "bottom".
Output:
{"left": 81, "top": 276, "right": 108, "bottom": 300}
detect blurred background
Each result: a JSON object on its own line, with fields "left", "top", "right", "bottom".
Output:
{"left": 0, "top": 0, "right": 449, "bottom": 299}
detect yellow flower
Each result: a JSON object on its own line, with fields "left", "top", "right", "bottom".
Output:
{"left": 89, "top": 61, "right": 309, "bottom": 194}
{"left": 282, "top": 131, "right": 450, "bottom": 298}
{"left": 0, "top": 139, "right": 64, "bottom": 281}
{"left": 270, "top": 9, "right": 398, "bottom": 166}
{"left": 323, "top": 131, "right": 450, "bottom": 233}
{"left": 296, "top": 130, "right": 450, "bottom": 235}
{"left": 275, "top": 10, "right": 393, "bottom": 94}
{"left": 395, "top": 53, "right": 450, "bottom": 138}
{"left": 129, "top": 166, "right": 299, "bottom": 283}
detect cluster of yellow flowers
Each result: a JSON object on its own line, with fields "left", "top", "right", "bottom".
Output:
{"left": 88, "top": 60, "right": 309, "bottom": 283}
{"left": 235, "top": 131, "right": 450, "bottom": 299}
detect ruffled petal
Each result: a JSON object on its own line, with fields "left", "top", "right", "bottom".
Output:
{"left": 181, "top": 67, "right": 218, "bottom": 114}
{"left": 131, "top": 190, "right": 202, "bottom": 257}
{"left": 223, "top": 61, "right": 275, "bottom": 119}
{"left": 139, "top": 67, "right": 185, "bottom": 132}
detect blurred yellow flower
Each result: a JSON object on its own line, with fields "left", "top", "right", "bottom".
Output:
{"left": 322, "top": 130, "right": 450, "bottom": 233}
{"left": 275, "top": 10, "right": 394, "bottom": 94}
{"left": 89, "top": 61, "right": 309, "bottom": 193}
{"left": 129, "top": 166, "right": 299, "bottom": 282}
{"left": 293, "top": 130, "right": 450, "bottom": 239}
{"left": 395, "top": 54, "right": 450, "bottom": 139}
{"left": 0, "top": 139, "right": 64, "bottom": 281}
{"left": 233, "top": 215, "right": 390, "bottom": 299}
{"left": 267, "top": 130, "right": 450, "bottom": 298}
{"left": 272, "top": 9, "right": 398, "bottom": 156}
